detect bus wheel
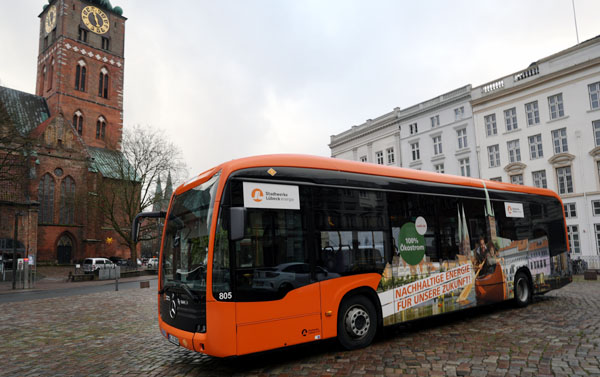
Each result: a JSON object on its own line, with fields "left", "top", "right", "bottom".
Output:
{"left": 337, "top": 295, "right": 377, "bottom": 350}
{"left": 514, "top": 271, "right": 531, "bottom": 308}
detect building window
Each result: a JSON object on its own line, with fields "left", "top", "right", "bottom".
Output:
{"left": 360, "top": 156, "right": 367, "bottom": 163}
{"left": 409, "top": 123, "right": 418, "bottom": 135}
{"left": 96, "top": 116, "right": 106, "bottom": 140}
{"left": 485, "top": 114, "right": 497, "bottom": 136}
{"left": 41, "top": 65, "right": 47, "bottom": 94}
{"left": 556, "top": 166, "right": 573, "bottom": 194}
{"left": 488, "top": 144, "right": 500, "bottom": 168}
{"left": 434, "top": 163, "right": 444, "bottom": 174}
{"left": 78, "top": 27, "right": 88, "bottom": 43}
{"left": 75, "top": 60, "right": 86, "bottom": 91}
{"left": 567, "top": 225, "right": 580, "bottom": 253}
{"left": 589, "top": 82, "right": 600, "bottom": 110}
{"left": 525, "top": 101, "right": 540, "bottom": 126}
{"left": 528, "top": 134, "right": 543, "bottom": 159}
{"left": 59, "top": 176, "right": 75, "bottom": 225}
{"left": 411, "top": 143, "right": 420, "bottom": 161}
{"left": 490, "top": 177, "right": 502, "bottom": 182}
{"left": 376, "top": 151, "right": 384, "bottom": 165}
{"left": 504, "top": 108, "right": 518, "bottom": 131}
{"left": 548, "top": 93, "right": 565, "bottom": 120}
{"left": 44, "top": 36, "right": 48, "bottom": 49}
{"left": 593, "top": 120, "right": 600, "bottom": 146}
{"left": 595, "top": 224, "right": 600, "bottom": 254}
{"left": 102, "top": 37, "right": 110, "bottom": 51}
{"left": 507, "top": 139, "right": 521, "bottom": 162}
{"left": 593, "top": 200, "right": 600, "bottom": 216}
{"left": 532, "top": 170, "right": 547, "bottom": 188}
{"left": 38, "top": 173, "right": 55, "bottom": 224}
{"left": 98, "top": 67, "right": 109, "bottom": 98}
{"left": 454, "top": 106, "right": 464, "bottom": 121}
{"left": 430, "top": 115, "right": 439, "bottom": 128}
{"left": 459, "top": 158, "right": 470, "bottom": 177}
{"left": 564, "top": 202, "right": 577, "bottom": 218}
{"left": 72, "top": 111, "right": 83, "bottom": 135}
{"left": 48, "top": 58, "right": 54, "bottom": 90}
{"left": 510, "top": 174, "right": 524, "bottom": 185}
{"left": 433, "top": 135, "right": 442, "bottom": 155}
{"left": 457, "top": 128, "right": 467, "bottom": 149}
{"left": 551, "top": 128, "right": 568, "bottom": 154}
{"left": 386, "top": 148, "right": 395, "bottom": 164}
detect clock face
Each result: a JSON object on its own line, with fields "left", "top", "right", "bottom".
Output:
{"left": 45, "top": 5, "right": 57, "bottom": 34}
{"left": 81, "top": 6, "right": 110, "bottom": 35}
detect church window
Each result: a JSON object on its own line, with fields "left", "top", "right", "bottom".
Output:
{"left": 98, "top": 67, "right": 109, "bottom": 99}
{"left": 48, "top": 58, "right": 54, "bottom": 91}
{"left": 38, "top": 173, "right": 55, "bottom": 224}
{"left": 42, "top": 65, "right": 47, "bottom": 93}
{"left": 60, "top": 176, "right": 75, "bottom": 224}
{"left": 96, "top": 116, "right": 106, "bottom": 140}
{"left": 75, "top": 60, "right": 86, "bottom": 91}
{"left": 78, "top": 27, "right": 88, "bottom": 43}
{"left": 73, "top": 111, "right": 83, "bottom": 135}
{"left": 101, "top": 37, "right": 110, "bottom": 51}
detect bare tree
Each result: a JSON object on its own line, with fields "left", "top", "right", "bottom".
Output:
{"left": 0, "top": 102, "right": 33, "bottom": 200}
{"left": 92, "top": 125, "right": 186, "bottom": 263}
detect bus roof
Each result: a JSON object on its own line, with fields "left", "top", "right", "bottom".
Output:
{"left": 175, "top": 154, "right": 561, "bottom": 200}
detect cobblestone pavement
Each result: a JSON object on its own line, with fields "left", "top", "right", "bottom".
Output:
{"left": 1, "top": 280, "right": 599, "bottom": 377}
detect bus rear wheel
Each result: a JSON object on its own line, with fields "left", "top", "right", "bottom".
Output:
{"left": 337, "top": 295, "right": 377, "bottom": 350}
{"left": 514, "top": 271, "right": 531, "bottom": 307}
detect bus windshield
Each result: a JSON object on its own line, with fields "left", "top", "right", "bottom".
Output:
{"left": 161, "top": 172, "right": 220, "bottom": 293}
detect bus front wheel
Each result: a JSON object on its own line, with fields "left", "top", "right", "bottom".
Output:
{"left": 514, "top": 271, "right": 531, "bottom": 307}
{"left": 337, "top": 295, "right": 377, "bottom": 350}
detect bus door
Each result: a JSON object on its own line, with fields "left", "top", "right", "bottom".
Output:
{"left": 233, "top": 207, "right": 322, "bottom": 355}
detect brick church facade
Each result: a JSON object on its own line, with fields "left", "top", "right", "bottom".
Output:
{"left": 0, "top": 0, "right": 131, "bottom": 264}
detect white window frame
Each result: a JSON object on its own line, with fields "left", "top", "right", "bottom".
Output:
{"left": 507, "top": 139, "right": 521, "bottom": 163}
{"left": 485, "top": 114, "right": 497, "bottom": 136}
{"left": 457, "top": 128, "right": 467, "bottom": 149}
{"left": 376, "top": 151, "right": 384, "bottom": 165}
{"left": 525, "top": 101, "right": 540, "bottom": 126}
{"left": 360, "top": 155, "right": 367, "bottom": 163}
{"left": 556, "top": 166, "right": 573, "bottom": 195}
{"left": 504, "top": 108, "right": 518, "bottom": 131}
{"left": 510, "top": 174, "right": 524, "bottom": 185}
{"left": 589, "top": 81, "right": 600, "bottom": 110}
{"left": 595, "top": 224, "right": 600, "bottom": 254}
{"left": 593, "top": 120, "right": 600, "bottom": 147}
{"left": 593, "top": 200, "right": 600, "bottom": 216}
{"left": 548, "top": 93, "right": 565, "bottom": 120}
{"left": 409, "top": 123, "right": 418, "bottom": 135}
{"left": 532, "top": 170, "right": 547, "bottom": 188}
{"left": 567, "top": 225, "right": 580, "bottom": 253}
{"left": 459, "top": 158, "right": 470, "bottom": 177}
{"left": 434, "top": 163, "right": 444, "bottom": 174}
{"left": 528, "top": 134, "right": 543, "bottom": 159}
{"left": 411, "top": 142, "right": 420, "bottom": 161}
{"left": 564, "top": 202, "right": 577, "bottom": 219}
{"left": 430, "top": 115, "right": 440, "bottom": 128}
{"left": 488, "top": 144, "right": 500, "bottom": 168}
{"left": 551, "top": 128, "right": 568, "bottom": 154}
{"left": 386, "top": 147, "right": 395, "bottom": 164}
{"left": 433, "top": 135, "right": 442, "bottom": 155}
{"left": 454, "top": 106, "right": 464, "bottom": 121}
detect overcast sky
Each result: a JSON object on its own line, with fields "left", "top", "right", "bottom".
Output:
{"left": 1, "top": 0, "right": 599, "bottom": 181}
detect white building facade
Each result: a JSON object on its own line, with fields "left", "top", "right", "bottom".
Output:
{"left": 471, "top": 36, "right": 600, "bottom": 267}
{"left": 330, "top": 85, "right": 480, "bottom": 178}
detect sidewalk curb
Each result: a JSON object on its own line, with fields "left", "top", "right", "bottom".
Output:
{"left": 0, "top": 275, "right": 158, "bottom": 295}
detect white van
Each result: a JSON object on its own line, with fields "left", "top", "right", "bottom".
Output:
{"left": 82, "top": 258, "right": 114, "bottom": 273}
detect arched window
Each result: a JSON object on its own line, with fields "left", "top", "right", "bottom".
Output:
{"left": 98, "top": 67, "right": 109, "bottom": 98}
{"left": 75, "top": 60, "right": 86, "bottom": 91}
{"left": 73, "top": 110, "right": 83, "bottom": 135}
{"left": 38, "top": 173, "right": 55, "bottom": 224}
{"left": 96, "top": 116, "right": 106, "bottom": 140}
{"left": 59, "top": 176, "right": 75, "bottom": 224}
{"left": 48, "top": 58, "right": 54, "bottom": 90}
{"left": 41, "top": 65, "right": 47, "bottom": 94}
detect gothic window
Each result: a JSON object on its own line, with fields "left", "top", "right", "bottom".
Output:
{"left": 75, "top": 60, "right": 86, "bottom": 91}
{"left": 42, "top": 65, "right": 47, "bottom": 94}
{"left": 96, "top": 116, "right": 106, "bottom": 140}
{"left": 38, "top": 173, "right": 55, "bottom": 224}
{"left": 98, "top": 67, "right": 109, "bottom": 98}
{"left": 48, "top": 58, "right": 54, "bottom": 90}
{"left": 60, "top": 176, "right": 75, "bottom": 224}
{"left": 73, "top": 110, "right": 83, "bottom": 135}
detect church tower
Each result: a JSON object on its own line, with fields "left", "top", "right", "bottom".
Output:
{"left": 36, "top": 0, "right": 126, "bottom": 151}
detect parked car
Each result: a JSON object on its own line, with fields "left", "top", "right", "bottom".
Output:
{"left": 108, "top": 256, "right": 128, "bottom": 266}
{"left": 147, "top": 258, "right": 159, "bottom": 269}
{"left": 82, "top": 258, "right": 114, "bottom": 274}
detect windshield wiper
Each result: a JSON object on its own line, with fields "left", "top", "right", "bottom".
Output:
{"left": 159, "top": 282, "right": 200, "bottom": 303}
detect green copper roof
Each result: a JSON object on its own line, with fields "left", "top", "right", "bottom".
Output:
{"left": 0, "top": 86, "right": 50, "bottom": 136}
{"left": 88, "top": 146, "right": 138, "bottom": 181}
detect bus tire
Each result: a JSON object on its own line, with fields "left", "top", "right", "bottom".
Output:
{"left": 337, "top": 295, "right": 377, "bottom": 350}
{"left": 514, "top": 271, "right": 531, "bottom": 308}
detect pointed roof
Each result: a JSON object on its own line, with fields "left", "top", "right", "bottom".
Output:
{"left": 87, "top": 146, "right": 137, "bottom": 181}
{"left": 0, "top": 86, "right": 50, "bottom": 136}
{"left": 164, "top": 171, "right": 173, "bottom": 200}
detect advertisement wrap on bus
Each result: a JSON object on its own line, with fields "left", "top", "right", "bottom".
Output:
{"left": 132, "top": 154, "right": 571, "bottom": 357}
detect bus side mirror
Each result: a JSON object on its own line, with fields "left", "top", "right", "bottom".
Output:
{"left": 132, "top": 211, "right": 166, "bottom": 243}
{"left": 229, "top": 207, "right": 246, "bottom": 241}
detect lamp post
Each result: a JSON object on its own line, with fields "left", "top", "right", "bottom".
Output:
{"left": 12, "top": 211, "right": 23, "bottom": 290}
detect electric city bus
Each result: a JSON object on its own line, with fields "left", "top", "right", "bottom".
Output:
{"left": 132, "top": 154, "right": 572, "bottom": 357}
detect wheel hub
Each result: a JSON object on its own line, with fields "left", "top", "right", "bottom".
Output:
{"left": 345, "top": 306, "right": 370, "bottom": 338}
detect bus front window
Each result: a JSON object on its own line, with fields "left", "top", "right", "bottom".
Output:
{"left": 162, "top": 173, "right": 220, "bottom": 293}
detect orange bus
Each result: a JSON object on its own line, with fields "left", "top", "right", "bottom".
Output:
{"left": 133, "top": 154, "right": 572, "bottom": 357}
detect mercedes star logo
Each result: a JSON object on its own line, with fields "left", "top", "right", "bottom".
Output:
{"left": 169, "top": 295, "right": 177, "bottom": 319}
